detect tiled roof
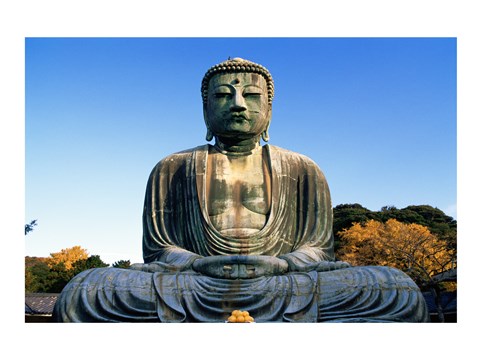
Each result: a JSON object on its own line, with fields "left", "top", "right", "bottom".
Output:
{"left": 25, "top": 293, "right": 59, "bottom": 315}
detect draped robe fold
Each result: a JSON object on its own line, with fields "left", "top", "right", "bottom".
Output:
{"left": 143, "top": 144, "right": 335, "bottom": 268}
{"left": 53, "top": 144, "right": 430, "bottom": 322}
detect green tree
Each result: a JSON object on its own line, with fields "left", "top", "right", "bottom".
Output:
{"left": 72, "top": 255, "right": 109, "bottom": 276}
{"left": 25, "top": 219, "right": 38, "bottom": 235}
{"left": 46, "top": 262, "right": 72, "bottom": 293}
{"left": 333, "top": 203, "right": 457, "bottom": 252}
{"left": 332, "top": 204, "right": 380, "bottom": 250}
{"left": 26, "top": 259, "right": 72, "bottom": 293}
{"left": 378, "top": 205, "right": 456, "bottom": 233}
{"left": 25, "top": 257, "right": 51, "bottom": 293}
{"left": 112, "top": 260, "right": 131, "bottom": 269}
{"left": 25, "top": 250, "right": 110, "bottom": 293}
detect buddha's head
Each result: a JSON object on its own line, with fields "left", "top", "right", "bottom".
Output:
{"left": 201, "top": 58, "right": 274, "bottom": 142}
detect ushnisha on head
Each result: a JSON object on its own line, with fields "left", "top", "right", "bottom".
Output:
{"left": 202, "top": 58, "right": 274, "bottom": 144}
{"left": 201, "top": 57, "right": 275, "bottom": 107}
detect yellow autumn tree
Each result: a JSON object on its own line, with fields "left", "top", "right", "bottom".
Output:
{"left": 46, "top": 245, "right": 89, "bottom": 271}
{"left": 336, "top": 219, "right": 456, "bottom": 290}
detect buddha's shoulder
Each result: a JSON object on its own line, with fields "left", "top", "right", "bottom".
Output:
{"left": 167, "top": 145, "right": 208, "bottom": 160}
{"left": 267, "top": 144, "right": 321, "bottom": 168}
{"left": 267, "top": 144, "right": 328, "bottom": 181}
{"left": 151, "top": 145, "right": 208, "bottom": 171}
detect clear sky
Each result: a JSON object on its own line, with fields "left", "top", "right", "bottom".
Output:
{"left": 25, "top": 37, "right": 457, "bottom": 264}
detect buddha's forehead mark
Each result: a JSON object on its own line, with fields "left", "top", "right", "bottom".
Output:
{"left": 234, "top": 73, "right": 261, "bottom": 86}
{"left": 212, "top": 72, "right": 264, "bottom": 87}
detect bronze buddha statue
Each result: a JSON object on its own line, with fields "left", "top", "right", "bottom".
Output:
{"left": 53, "top": 58, "right": 429, "bottom": 322}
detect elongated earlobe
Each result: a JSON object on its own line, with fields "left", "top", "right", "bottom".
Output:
{"left": 261, "top": 129, "right": 269, "bottom": 142}
{"left": 262, "top": 114, "right": 271, "bottom": 142}
{"left": 206, "top": 128, "right": 213, "bottom": 142}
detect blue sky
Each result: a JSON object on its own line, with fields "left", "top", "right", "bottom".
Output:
{"left": 25, "top": 37, "right": 456, "bottom": 264}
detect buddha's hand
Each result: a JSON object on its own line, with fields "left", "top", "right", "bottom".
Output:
{"left": 192, "top": 255, "right": 289, "bottom": 279}
{"left": 315, "top": 260, "right": 351, "bottom": 272}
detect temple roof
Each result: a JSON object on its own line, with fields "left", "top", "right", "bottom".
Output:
{"left": 25, "top": 293, "right": 59, "bottom": 315}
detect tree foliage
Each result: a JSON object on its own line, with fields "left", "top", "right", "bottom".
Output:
{"left": 25, "top": 257, "right": 51, "bottom": 293}
{"left": 336, "top": 219, "right": 456, "bottom": 290}
{"left": 45, "top": 245, "right": 89, "bottom": 271}
{"left": 332, "top": 204, "right": 380, "bottom": 248}
{"left": 25, "top": 220, "right": 38, "bottom": 235}
{"left": 25, "top": 247, "right": 109, "bottom": 293}
{"left": 112, "top": 260, "right": 131, "bottom": 269}
{"left": 378, "top": 205, "right": 456, "bottom": 246}
{"left": 72, "top": 255, "right": 109, "bottom": 276}
{"left": 333, "top": 204, "right": 456, "bottom": 250}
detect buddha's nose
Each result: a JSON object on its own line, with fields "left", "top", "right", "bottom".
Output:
{"left": 231, "top": 92, "right": 247, "bottom": 111}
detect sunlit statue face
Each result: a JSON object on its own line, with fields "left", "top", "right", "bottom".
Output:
{"left": 204, "top": 72, "right": 271, "bottom": 140}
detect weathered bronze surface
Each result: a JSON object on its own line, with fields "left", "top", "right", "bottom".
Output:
{"left": 53, "top": 58, "right": 430, "bottom": 322}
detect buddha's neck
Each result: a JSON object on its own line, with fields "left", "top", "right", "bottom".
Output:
{"left": 214, "top": 136, "right": 261, "bottom": 156}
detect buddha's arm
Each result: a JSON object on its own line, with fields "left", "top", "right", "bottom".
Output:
{"left": 154, "top": 246, "right": 204, "bottom": 269}
{"left": 131, "top": 246, "right": 203, "bottom": 273}
{"left": 279, "top": 246, "right": 350, "bottom": 272}
{"left": 140, "top": 154, "right": 206, "bottom": 271}
{"left": 278, "top": 245, "right": 331, "bottom": 271}
{"left": 276, "top": 156, "right": 350, "bottom": 272}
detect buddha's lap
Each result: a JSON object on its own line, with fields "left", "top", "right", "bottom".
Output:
{"left": 63, "top": 263, "right": 418, "bottom": 290}
{"left": 53, "top": 265, "right": 428, "bottom": 322}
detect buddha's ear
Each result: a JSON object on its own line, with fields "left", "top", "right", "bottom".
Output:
{"left": 203, "top": 107, "right": 213, "bottom": 142}
{"left": 262, "top": 107, "right": 272, "bottom": 142}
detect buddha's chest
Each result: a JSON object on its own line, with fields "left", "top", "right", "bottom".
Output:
{"left": 205, "top": 152, "right": 271, "bottom": 232}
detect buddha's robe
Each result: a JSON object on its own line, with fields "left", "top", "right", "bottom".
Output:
{"left": 52, "top": 145, "right": 430, "bottom": 322}
{"left": 143, "top": 144, "right": 335, "bottom": 269}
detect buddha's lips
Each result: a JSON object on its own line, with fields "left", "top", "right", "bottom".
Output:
{"left": 230, "top": 114, "right": 249, "bottom": 122}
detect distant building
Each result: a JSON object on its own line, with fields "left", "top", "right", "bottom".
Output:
{"left": 25, "top": 293, "right": 59, "bottom": 323}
